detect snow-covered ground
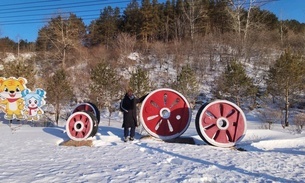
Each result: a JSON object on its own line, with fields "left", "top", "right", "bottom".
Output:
{"left": 0, "top": 110, "right": 305, "bottom": 183}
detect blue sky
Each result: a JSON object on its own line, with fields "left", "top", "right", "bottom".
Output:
{"left": 261, "top": 0, "right": 305, "bottom": 23}
{"left": 0, "top": 0, "right": 304, "bottom": 42}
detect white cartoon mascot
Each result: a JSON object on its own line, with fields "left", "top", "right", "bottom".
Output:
{"left": 21, "top": 88, "right": 46, "bottom": 121}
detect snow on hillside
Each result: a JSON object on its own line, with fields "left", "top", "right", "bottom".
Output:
{"left": 1, "top": 52, "right": 35, "bottom": 63}
{"left": 0, "top": 109, "right": 305, "bottom": 183}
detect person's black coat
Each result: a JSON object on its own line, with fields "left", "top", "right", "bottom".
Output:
{"left": 120, "top": 93, "right": 147, "bottom": 128}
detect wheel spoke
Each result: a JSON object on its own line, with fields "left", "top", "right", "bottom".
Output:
{"left": 204, "top": 124, "right": 219, "bottom": 139}
{"left": 167, "top": 119, "right": 173, "bottom": 132}
{"left": 147, "top": 115, "right": 159, "bottom": 121}
{"left": 222, "top": 103, "right": 235, "bottom": 118}
{"left": 155, "top": 119, "right": 163, "bottom": 131}
{"left": 214, "top": 130, "right": 229, "bottom": 143}
{"left": 207, "top": 103, "right": 222, "bottom": 118}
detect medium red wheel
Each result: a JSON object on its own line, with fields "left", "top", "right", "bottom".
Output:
{"left": 140, "top": 88, "right": 192, "bottom": 140}
{"left": 66, "top": 111, "right": 97, "bottom": 141}
{"left": 195, "top": 100, "right": 247, "bottom": 147}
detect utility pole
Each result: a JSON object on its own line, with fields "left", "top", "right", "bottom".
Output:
{"left": 17, "top": 36, "right": 20, "bottom": 59}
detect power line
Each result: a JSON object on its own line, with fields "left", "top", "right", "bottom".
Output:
{"left": 0, "top": 0, "right": 135, "bottom": 14}
{"left": 0, "top": 0, "right": 139, "bottom": 26}
{"left": 0, "top": 8, "right": 102, "bottom": 19}
{"left": 0, "top": 14, "right": 100, "bottom": 25}
{"left": 0, "top": 0, "right": 131, "bottom": 14}
{"left": 0, "top": 0, "right": 63, "bottom": 7}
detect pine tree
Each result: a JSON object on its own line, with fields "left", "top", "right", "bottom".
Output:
{"left": 214, "top": 60, "right": 258, "bottom": 106}
{"left": 129, "top": 67, "right": 151, "bottom": 97}
{"left": 172, "top": 64, "right": 199, "bottom": 102}
{"left": 140, "top": 0, "right": 161, "bottom": 44}
{"left": 89, "top": 61, "right": 122, "bottom": 110}
{"left": 267, "top": 50, "right": 305, "bottom": 127}
{"left": 89, "top": 61, "right": 123, "bottom": 125}
{"left": 122, "top": 0, "right": 141, "bottom": 37}
{"left": 2, "top": 59, "right": 36, "bottom": 89}
{"left": 87, "top": 6, "right": 121, "bottom": 48}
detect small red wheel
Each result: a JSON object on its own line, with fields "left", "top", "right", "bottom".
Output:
{"left": 66, "top": 111, "right": 97, "bottom": 141}
{"left": 195, "top": 100, "right": 247, "bottom": 147}
{"left": 140, "top": 88, "right": 192, "bottom": 140}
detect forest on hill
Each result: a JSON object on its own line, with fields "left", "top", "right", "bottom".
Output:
{"left": 0, "top": 0, "right": 304, "bottom": 127}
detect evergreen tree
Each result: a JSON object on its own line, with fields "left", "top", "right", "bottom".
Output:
{"left": 140, "top": 0, "right": 161, "bottom": 44}
{"left": 122, "top": 0, "right": 141, "bottom": 37}
{"left": 2, "top": 59, "right": 36, "bottom": 89}
{"left": 129, "top": 67, "right": 151, "bottom": 97}
{"left": 161, "top": 0, "right": 175, "bottom": 42}
{"left": 87, "top": 6, "right": 122, "bottom": 48}
{"left": 214, "top": 60, "right": 258, "bottom": 106}
{"left": 172, "top": 64, "right": 199, "bottom": 102}
{"left": 0, "top": 37, "right": 18, "bottom": 53}
{"left": 89, "top": 61, "right": 122, "bottom": 110}
{"left": 174, "top": 0, "right": 187, "bottom": 40}
{"left": 207, "top": 0, "right": 231, "bottom": 34}
{"left": 267, "top": 50, "right": 305, "bottom": 127}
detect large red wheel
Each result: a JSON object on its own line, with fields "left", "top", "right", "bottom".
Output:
{"left": 140, "top": 88, "right": 192, "bottom": 140}
{"left": 66, "top": 111, "right": 97, "bottom": 141}
{"left": 195, "top": 100, "right": 247, "bottom": 147}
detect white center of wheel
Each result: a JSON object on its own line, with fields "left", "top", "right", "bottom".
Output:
{"left": 216, "top": 117, "right": 229, "bottom": 130}
{"left": 160, "top": 108, "right": 171, "bottom": 119}
{"left": 74, "top": 121, "right": 84, "bottom": 132}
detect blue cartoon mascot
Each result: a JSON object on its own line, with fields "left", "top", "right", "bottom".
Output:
{"left": 21, "top": 88, "right": 46, "bottom": 121}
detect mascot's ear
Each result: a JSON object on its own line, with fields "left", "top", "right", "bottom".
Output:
{"left": 21, "top": 89, "right": 30, "bottom": 97}
{"left": 0, "top": 77, "right": 6, "bottom": 85}
{"left": 18, "top": 77, "right": 28, "bottom": 85}
{"left": 36, "top": 89, "right": 45, "bottom": 97}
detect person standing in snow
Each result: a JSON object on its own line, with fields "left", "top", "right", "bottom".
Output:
{"left": 120, "top": 88, "right": 147, "bottom": 142}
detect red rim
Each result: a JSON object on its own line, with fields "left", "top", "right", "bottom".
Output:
{"left": 196, "top": 100, "right": 247, "bottom": 147}
{"left": 140, "top": 88, "right": 191, "bottom": 140}
{"left": 66, "top": 111, "right": 94, "bottom": 141}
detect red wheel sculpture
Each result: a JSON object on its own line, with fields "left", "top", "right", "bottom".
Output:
{"left": 66, "top": 102, "right": 100, "bottom": 141}
{"left": 140, "top": 88, "right": 192, "bottom": 140}
{"left": 66, "top": 111, "right": 98, "bottom": 141}
{"left": 195, "top": 100, "right": 247, "bottom": 147}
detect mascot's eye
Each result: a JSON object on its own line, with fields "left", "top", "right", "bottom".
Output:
{"left": 4, "top": 88, "right": 8, "bottom": 92}
{"left": 16, "top": 88, "right": 20, "bottom": 92}
{"left": 29, "top": 100, "right": 32, "bottom": 104}
{"left": 35, "top": 100, "right": 37, "bottom": 104}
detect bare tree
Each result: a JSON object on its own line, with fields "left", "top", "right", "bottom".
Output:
{"left": 258, "top": 107, "right": 283, "bottom": 129}
{"left": 115, "top": 33, "right": 137, "bottom": 56}
{"left": 182, "top": 0, "right": 207, "bottom": 41}
{"left": 227, "top": 0, "right": 275, "bottom": 59}
{"left": 293, "top": 113, "right": 305, "bottom": 132}
{"left": 36, "top": 13, "right": 86, "bottom": 69}
{"left": 45, "top": 69, "right": 74, "bottom": 125}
